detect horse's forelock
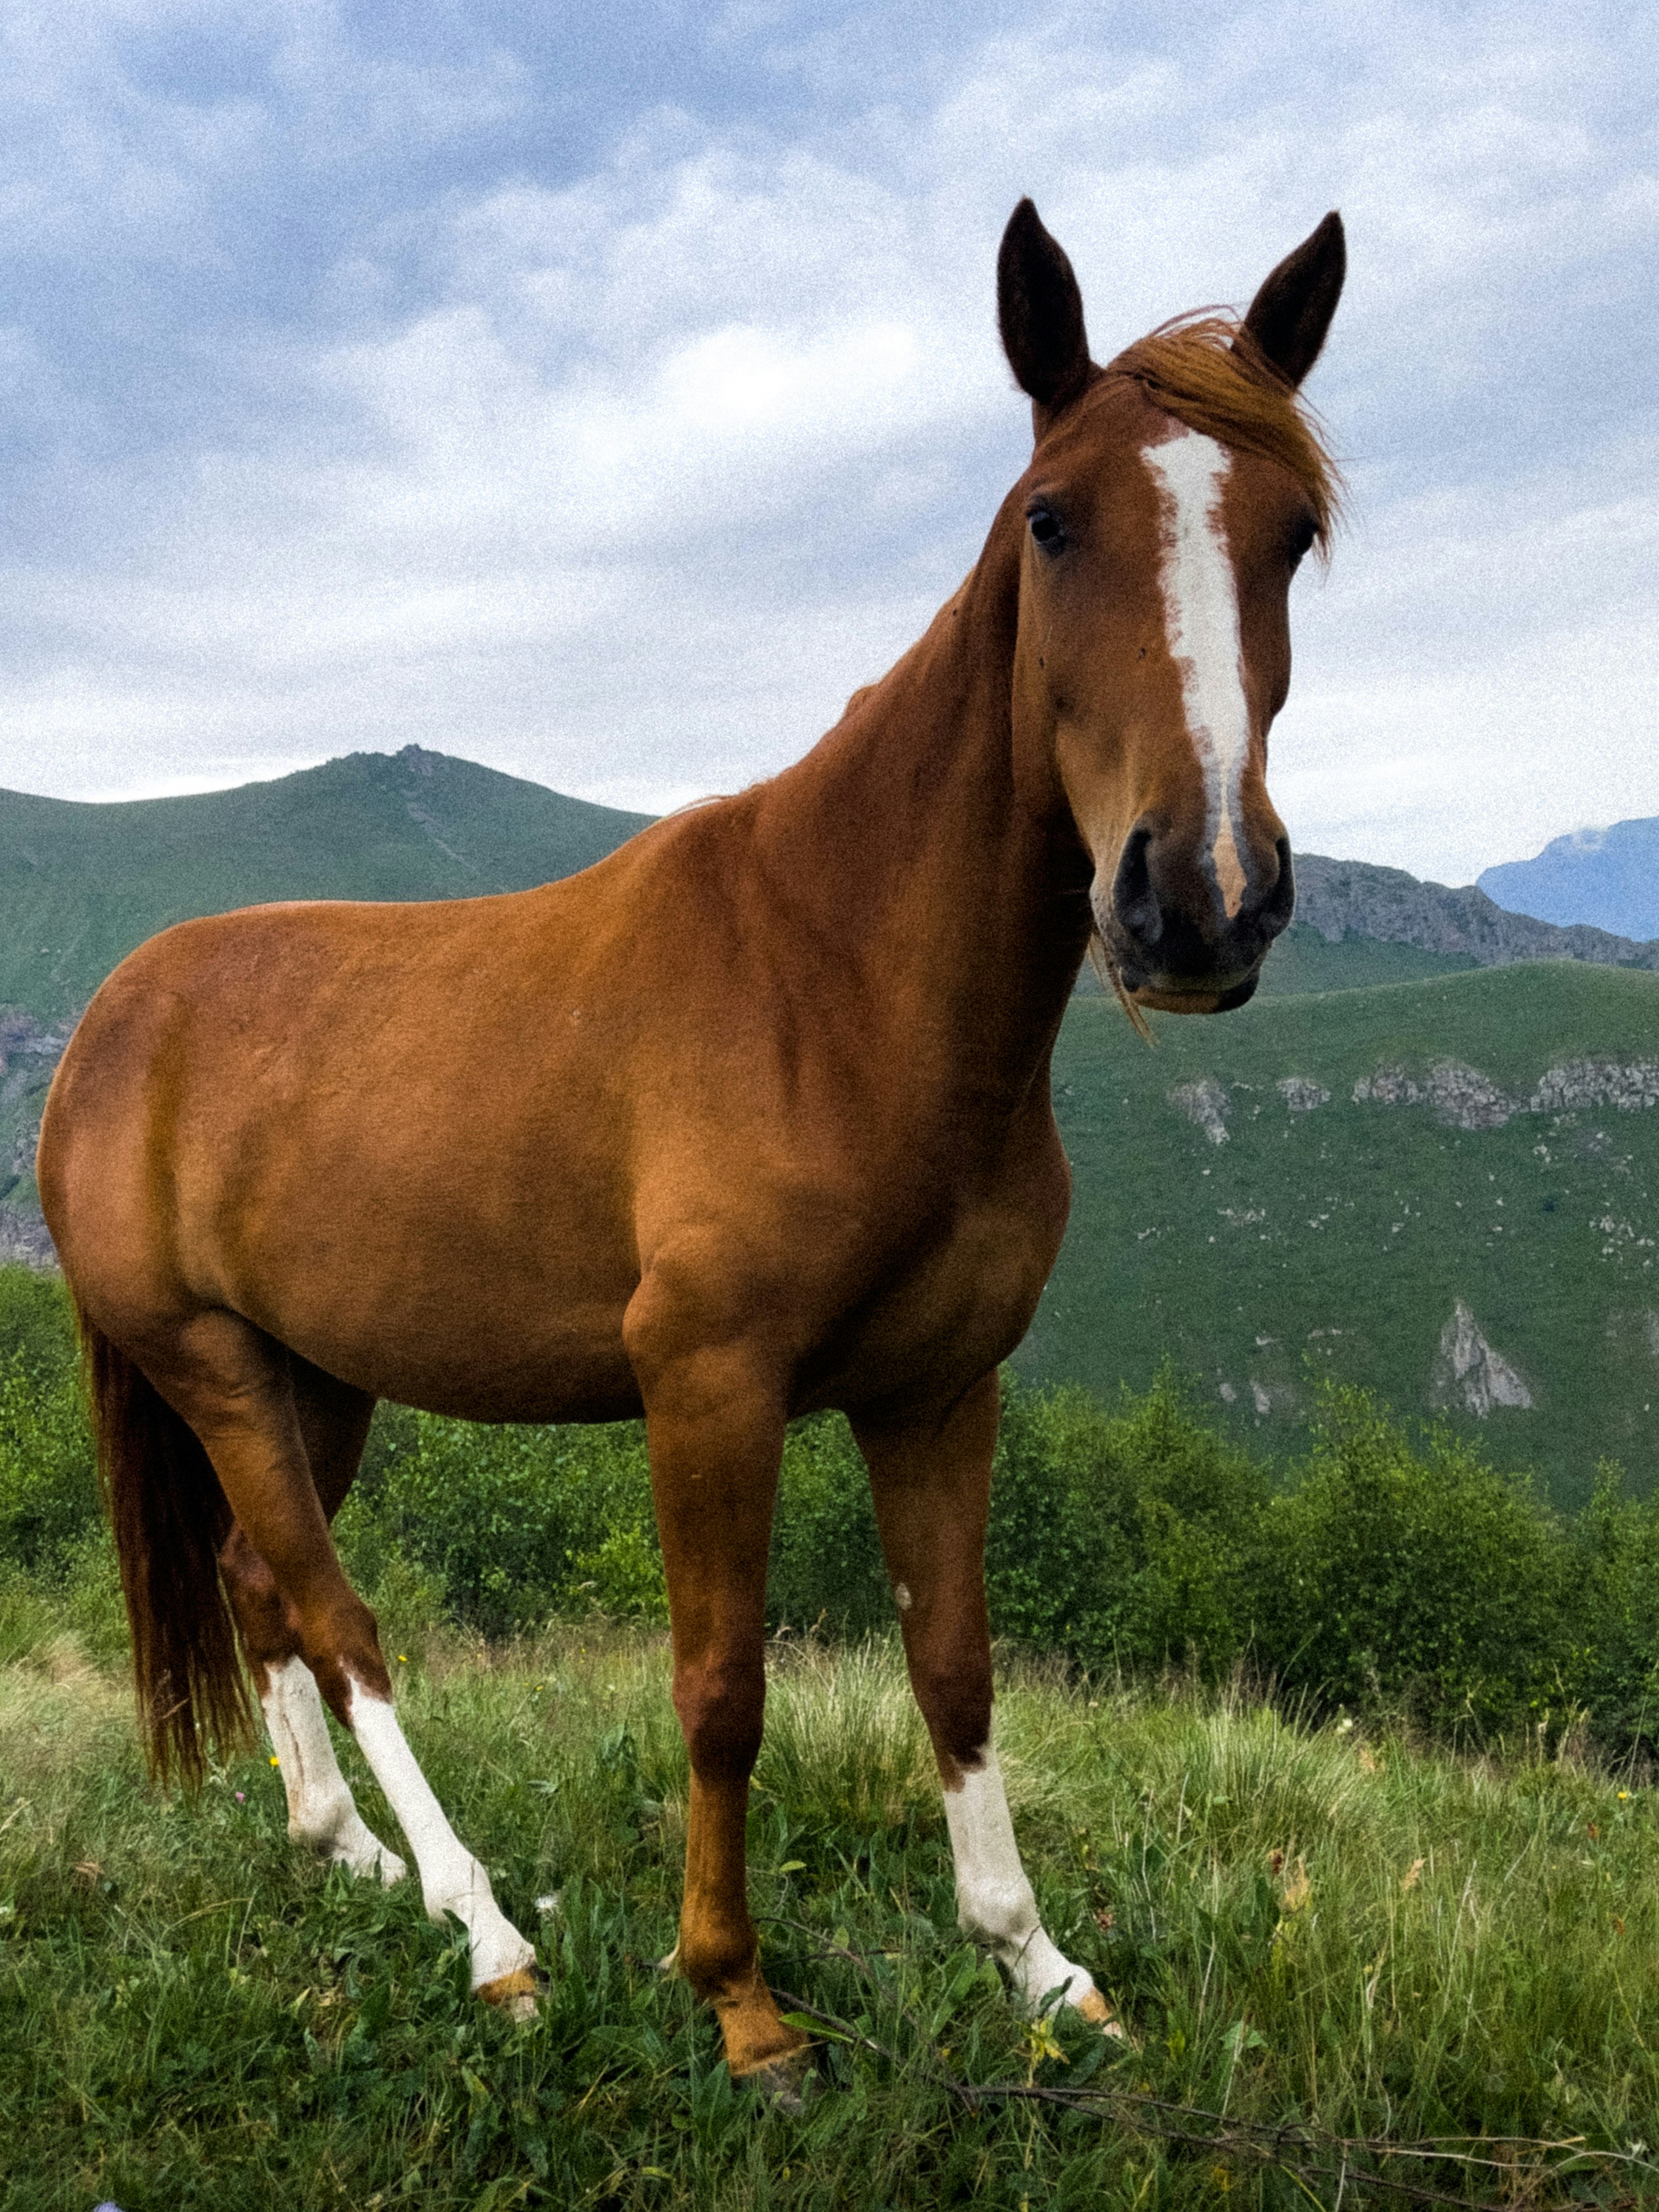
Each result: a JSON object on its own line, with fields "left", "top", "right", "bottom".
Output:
{"left": 1104, "top": 314, "right": 1343, "bottom": 548}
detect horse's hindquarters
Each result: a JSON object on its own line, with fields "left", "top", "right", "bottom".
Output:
{"left": 39, "top": 897, "right": 645, "bottom": 1421}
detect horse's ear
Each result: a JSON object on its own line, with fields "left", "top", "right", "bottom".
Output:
{"left": 1240, "top": 211, "right": 1345, "bottom": 389}
{"left": 998, "top": 199, "right": 1092, "bottom": 419}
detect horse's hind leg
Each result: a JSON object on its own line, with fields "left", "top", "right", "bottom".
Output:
{"left": 855, "top": 1374, "right": 1119, "bottom": 2032}
{"left": 220, "top": 1360, "right": 406, "bottom": 1883}
{"left": 154, "top": 1311, "right": 537, "bottom": 2010}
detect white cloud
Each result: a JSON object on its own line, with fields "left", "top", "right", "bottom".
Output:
{"left": 0, "top": 1, "right": 1654, "bottom": 887}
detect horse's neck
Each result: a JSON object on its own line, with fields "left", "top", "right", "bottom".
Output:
{"left": 749, "top": 522, "right": 1092, "bottom": 1102}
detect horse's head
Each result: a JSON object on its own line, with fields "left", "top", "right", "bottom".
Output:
{"left": 999, "top": 201, "right": 1345, "bottom": 1015}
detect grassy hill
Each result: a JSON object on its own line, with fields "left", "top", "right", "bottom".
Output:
{"left": 1248, "top": 922, "right": 1474, "bottom": 995}
{"left": 0, "top": 745, "right": 653, "bottom": 1025}
{"left": 1029, "top": 962, "right": 1659, "bottom": 1506}
{"left": 8, "top": 1619, "right": 1656, "bottom": 2208}
{"left": 4, "top": 747, "right": 1656, "bottom": 1504}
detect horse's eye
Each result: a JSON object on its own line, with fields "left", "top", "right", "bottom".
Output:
{"left": 1287, "top": 515, "right": 1317, "bottom": 568}
{"left": 1028, "top": 506, "right": 1066, "bottom": 555}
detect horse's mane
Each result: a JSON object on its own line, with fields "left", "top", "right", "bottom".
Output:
{"left": 1105, "top": 314, "right": 1343, "bottom": 549}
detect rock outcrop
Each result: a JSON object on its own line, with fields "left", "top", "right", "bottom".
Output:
{"left": 1532, "top": 1059, "right": 1659, "bottom": 1113}
{"left": 1169, "top": 1078, "right": 1230, "bottom": 1144}
{"left": 1348, "top": 1057, "right": 1659, "bottom": 1130}
{"left": 0, "top": 1209, "right": 55, "bottom": 1267}
{"left": 1277, "top": 1076, "right": 1330, "bottom": 1113}
{"left": 1432, "top": 1301, "right": 1534, "bottom": 1414}
{"left": 1353, "top": 1061, "right": 1518, "bottom": 1130}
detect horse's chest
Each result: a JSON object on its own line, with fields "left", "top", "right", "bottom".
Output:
{"left": 829, "top": 1144, "right": 1069, "bottom": 1407}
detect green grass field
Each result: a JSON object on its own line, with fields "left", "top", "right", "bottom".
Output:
{"left": 1035, "top": 962, "right": 1659, "bottom": 1507}
{"left": 3, "top": 1602, "right": 1658, "bottom": 2211}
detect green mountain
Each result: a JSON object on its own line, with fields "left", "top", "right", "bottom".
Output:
{"left": 0, "top": 744, "right": 653, "bottom": 1025}
{"left": 1027, "top": 962, "right": 1659, "bottom": 1506}
{"left": 5, "top": 746, "right": 1658, "bottom": 1506}
{"left": 0, "top": 746, "right": 653, "bottom": 1262}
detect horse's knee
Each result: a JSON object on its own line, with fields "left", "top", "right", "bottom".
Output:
{"left": 221, "top": 1523, "right": 387, "bottom": 1720}
{"left": 219, "top": 1525, "right": 301, "bottom": 1678}
{"left": 672, "top": 1654, "right": 764, "bottom": 1781}
{"left": 907, "top": 1649, "right": 993, "bottom": 1776}
{"left": 298, "top": 1586, "right": 391, "bottom": 1721}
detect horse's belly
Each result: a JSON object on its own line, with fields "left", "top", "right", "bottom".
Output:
{"left": 226, "top": 1172, "right": 646, "bottom": 1423}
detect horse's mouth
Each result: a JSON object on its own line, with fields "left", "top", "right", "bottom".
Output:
{"left": 1100, "top": 914, "right": 1268, "bottom": 1019}
{"left": 1116, "top": 962, "right": 1262, "bottom": 1017}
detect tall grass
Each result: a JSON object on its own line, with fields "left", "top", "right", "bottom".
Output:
{"left": 3, "top": 1624, "right": 1656, "bottom": 2207}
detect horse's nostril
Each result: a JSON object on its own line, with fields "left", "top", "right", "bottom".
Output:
{"left": 1111, "top": 826, "right": 1163, "bottom": 947}
{"left": 1257, "top": 837, "right": 1295, "bottom": 940}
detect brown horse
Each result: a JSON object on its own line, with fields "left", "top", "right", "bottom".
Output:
{"left": 39, "top": 198, "right": 1344, "bottom": 2089}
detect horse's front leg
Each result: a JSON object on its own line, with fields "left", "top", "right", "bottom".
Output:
{"left": 856, "top": 1373, "right": 1119, "bottom": 2032}
{"left": 631, "top": 1315, "right": 808, "bottom": 2087}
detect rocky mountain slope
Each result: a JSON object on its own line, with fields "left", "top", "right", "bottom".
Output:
{"left": 1031, "top": 961, "right": 1659, "bottom": 1508}
{"left": 1293, "top": 853, "right": 1659, "bottom": 973}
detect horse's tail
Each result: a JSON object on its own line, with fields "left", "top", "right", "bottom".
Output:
{"left": 79, "top": 1309, "right": 251, "bottom": 1787}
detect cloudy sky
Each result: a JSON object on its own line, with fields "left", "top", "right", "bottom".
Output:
{"left": 0, "top": 2, "right": 1654, "bottom": 884}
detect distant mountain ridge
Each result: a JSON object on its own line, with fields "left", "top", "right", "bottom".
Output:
{"left": 6, "top": 748, "right": 1652, "bottom": 1026}
{"left": 1477, "top": 816, "right": 1659, "bottom": 942}
{"left": 1293, "top": 852, "right": 1659, "bottom": 975}
{"left": 0, "top": 745, "right": 654, "bottom": 1023}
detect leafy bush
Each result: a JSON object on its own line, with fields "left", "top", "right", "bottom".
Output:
{"left": 0, "top": 1266, "right": 77, "bottom": 1376}
{"left": 1570, "top": 1461, "right": 1659, "bottom": 1751}
{"left": 334, "top": 1416, "right": 661, "bottom": 1638}
{"left": 985, "top": 1372, "right": 1269, "bottom": 1677}
{"left": 1254, "top": 1388, "right": 1578, "bottom": 1735}
{"left": 769, "top": 1413, "right": 884, "bottom": 1636}
{"left": 0, "top": 1267, "right": 99, "bottom": 1581}
{"left": 0, "top": 1254, "right": 1653, "bottom": 1756}
{"left": 0, "top": 1353, "right": 98, "bottom": 1578}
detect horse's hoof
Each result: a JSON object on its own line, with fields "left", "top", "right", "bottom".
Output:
{"left": 737, "top": 2048, "right": 811, "bottom": 2112}
{"left": 1073, "top": 1985, "right": 1128, "bottom": 2040}
{"left": 477, "top": 1964, "right": 542, "bottom": 2022}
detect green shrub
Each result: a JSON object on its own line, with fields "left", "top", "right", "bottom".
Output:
{"left": 1256, "top": 1386, "right": 1577, "bottom": 1735}
{"left": 985, "top": 1370, "right": 1269, "bottom": 1676}
{"left": 769, "top": 1412, "right": 885, "bottom": 1635}
{"left": 0, "top": 1350, "right": 98, "bottom": 1579}
{"left": 334, "top": 1415, "right": 660, "bottom": 1638}
{"left": 1570, "top": 1461, "right": 1659, "bottom": 1752}
{"left": 0, "top": 1266, "right": 100, "bottom": 1584}
{"left": 0, "top": 1254, "right": 1650, "bottom": 1762}
{"left": 0, "top": 1266, "right": 77, "bottom": 1376}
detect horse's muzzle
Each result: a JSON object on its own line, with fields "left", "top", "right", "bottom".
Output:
{"left": 1100, "top": 825, "right": 1294, "bottom": 1013}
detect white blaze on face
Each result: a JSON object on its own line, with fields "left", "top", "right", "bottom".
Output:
{"left": 1142, "top": 430, "right": 1252, "bottom": 920}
